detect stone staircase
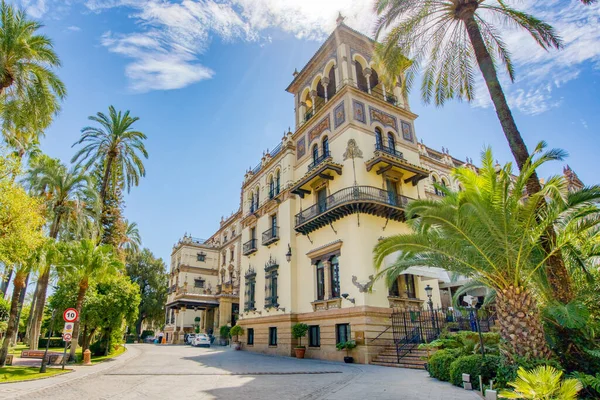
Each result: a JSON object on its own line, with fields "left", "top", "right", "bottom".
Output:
{"left": 370, "top": 344, "right": 430, "bottom": 370}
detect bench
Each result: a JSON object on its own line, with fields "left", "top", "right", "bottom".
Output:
{"left": 20, "top": 350, "right": 64, "bottom": 364}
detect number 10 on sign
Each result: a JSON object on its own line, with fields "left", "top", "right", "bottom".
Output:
{"left": 63, "top": 308, "right": 78, "bottom": 322}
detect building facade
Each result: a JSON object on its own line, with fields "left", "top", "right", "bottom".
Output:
{"left": 165, "top": 19, "right": 584, "bottom": 362}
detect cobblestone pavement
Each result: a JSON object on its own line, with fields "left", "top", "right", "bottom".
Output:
{"left": 0, "top": 344, "right": 480, "bottom": 400}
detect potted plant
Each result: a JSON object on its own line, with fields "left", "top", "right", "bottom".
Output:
{"left": 336, "top": 340, "right": 357, "bottom": 363}
{"left": 291, "top": 323, "right": 309, "bottom": 359}
{"left": 219, "top": 326, "right": 230, "bottom": 346}
{"left": 229, "top": 325, "right": 244, "bottom": 350}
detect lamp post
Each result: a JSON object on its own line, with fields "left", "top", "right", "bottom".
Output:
{"left": 40, "top": 308, "right": 57, "bottom": 373}
{"left": 285, "top": 244, "right": 292, "bottom": 263}
{"left": 463, "top": 295, "right": 486, "bottom": 359}
{"left": 424, "top": 284, "right": 437, "bottom": 335}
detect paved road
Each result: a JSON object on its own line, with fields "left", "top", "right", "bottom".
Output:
{"left": 0, "top": 344, "right": 480, "bottom": 400}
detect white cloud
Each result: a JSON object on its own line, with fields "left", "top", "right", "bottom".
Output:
{"left": 66, "top": 25, "right": 81, "bottom": 31}
{"left": 581, "top": 119, "right": 589, "bottom": 129}
{"left": 15, "top": 0, "right": 600, "bottom": 102}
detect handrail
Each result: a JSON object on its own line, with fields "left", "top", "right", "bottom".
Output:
{"left": 375, "top": 142, "right": 404, "bottom": 159}
{"left": 369, "top": 326, "right": 392, "bottom": 344}
{"left": 295, "top": 185, "right": 412, "bottom": 227}
{"left": 243, "top": 239, "right": 257, "bottom": 254}
{"left": 270, "top": 143, "right": 283, "bottom": 158}
{"left": 308, "top": 150, "right": 331, "bottom": 171}
{"left": 395, "top": 327, "right": 421, "bottom": 363}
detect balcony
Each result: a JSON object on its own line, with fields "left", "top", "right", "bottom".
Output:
{"left": 262, "top": 226, "right": 279, "bottom": 246}
{"left": 291, "top": 157, "right": 342, "bottom": 199}
{"left": 308, "top": 150, "right": 331, "bottom": 171}
{"left": 370, "top": 85, "right": 398, "bottom": 106}
{"left": 304, "top": 96, "right": 325, "bottom": 122}
{"left": 294, "top": 185, "right": 414, "bottom": 235}
{"left": 243, "top": 239, "right": 258, "bottom": 255}
{"left": 366, "top": 144, "right": 430, "bottom": 187}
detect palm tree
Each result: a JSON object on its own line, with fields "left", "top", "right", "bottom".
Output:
{"left": 120, "top": 220, "right": 142, "bottom": 254}
{"left": 0, "top": 1, "right": 66, "bottom": 131}
{"left": 59, "top": 239, "right": 122, "bottom": 360}
{"left": 373, "top": 0, "right": 574, "bottom": 304}
{"left": 71, "top": 106, "right": 148, "bottom": 208}
{"left": 373, "top": 144, "right": 600, "bottom": 359}
{"left": 26, "top": 163, "right": 96, "bottom": 349}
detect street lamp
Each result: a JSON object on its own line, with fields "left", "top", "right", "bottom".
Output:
{"left": 285, "top": 244, "right": 292, "bottom": 263}
{"left": 463, "top": 295, "right": 486, "bottom": 359}
{"left": 424, "top": 284, "right": 437, "bottom": 335}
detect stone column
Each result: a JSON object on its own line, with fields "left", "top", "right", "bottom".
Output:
{"left": 350, "top": 60, "right": 358, "bottom": 87}
{"left": 322, "top": 77, "right": 330, "bottom": 102}
{"left": 218, "top": 297, "right": 233, "bottom": 328}
{"left": 394, "top": 83, "right": 405, "bottom": 108}
{"left": 310, "top": 90, "right": 317, "bottom": 113}
{"left": 299, "top": 101, "right": 307, "bottom": 124}
{"left": 323, "top": 261, "right": 332, "bottom": 300}
{"left": 173, "top": 310, "right": 179, "bottom": 343}
{"left": 364, "top": 68, "right": 372, "bottom": 94}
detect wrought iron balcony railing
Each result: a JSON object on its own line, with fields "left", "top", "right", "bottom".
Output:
{"left": 243, "top": 239, "right": 258, "bottom": 255}
{"left": 295, "top": 185, "right": 412, "bottom": 232}
{"left": 262, "top": 226, "right": 279, "bottom": 246}
{"left": 375, "top": 142, "right": 404, "bottom": 159}
{"left": 308, "top": 150, "right": 331, "bottom": 171}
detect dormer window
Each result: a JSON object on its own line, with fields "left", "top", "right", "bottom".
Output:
{"left": 197, "top": 253, "right": 206, "bottom": 262}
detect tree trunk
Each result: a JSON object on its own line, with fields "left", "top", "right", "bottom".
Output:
{"left": 464, "top": 15, "right": 573, "bottom": 303}
{"left": 100, "top": 155, "right": 115, "bottom": 208}
{"left": 0, "top": 272, "right": 26, "bottom": 366}
{"left": 1, "top": 266, "right": 13, "bottom": 297}
{"left": 24, "top": 279, "right": 41, "bottom": 345}
{"left": 11, "top": 272, "right": 30, "bottom": 346}
{"left": 496, "top": 286, "right": 551, "bottom": 359}
{"left": 69, "top": 282, "right": 87, "bottom": 361}
{"left": 28, "top": 269, "right": 51, "bottom": 350}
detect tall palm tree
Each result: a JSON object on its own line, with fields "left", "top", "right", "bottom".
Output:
{"left": 59, "top": 239, "right": 122, "bottom": 360}
{"left": 26, "top": 163, "right": 96, "bottom": 349}
{"left": 120, "top": 220, "right": 142, "bottom": 254}
{"left": 71, "top": 106, "right": 148, "bottom": 208}
{"left": 373, "top": 0, "right": 573, "bottom": 304}
{"left": 0, "top": 1, "right": 66, "bottom": 132}
{"left": 373, "top": 144, "right": 600, "bottom": 359}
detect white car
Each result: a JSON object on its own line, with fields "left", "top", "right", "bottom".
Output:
{"left": 192, "top": 334, "right": 211, "bottom": 347}
{"left": 186, "top": 334, "right": 196, "bottom": 345}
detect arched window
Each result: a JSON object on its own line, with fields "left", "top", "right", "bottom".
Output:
{"left": 255, "top": 187, "right": 260, "bottom": 209}
{"left": 355, "top": 62, "right": 368, "bottom": 92}
{"left": 330, "top": 255, "right": 340, "bottom": 299}
{"left": 327, "top": 67, "right": 336, "bottom": 99}
{"left": 275, "top": 170, "right": 281, "bottom": 195}
{"left": 312, "top": 144, "right": 319, "bottom": 162}
{"left": 375, "top": 128, "right": 383, "bottom": 148}
{"left": 249, "top": 193, "right": 255, "bottom": 212}
{"left": 387, "top": 132, "right": 396, "bottom": 152}
{"left": 432, "top": 175, "right": 440, "bottom": 196}
{"left": 269, "top": 176, "right": 275, "bottom": 199}
{"left": 322, "top": 137, "right": 329, "bottom": 157}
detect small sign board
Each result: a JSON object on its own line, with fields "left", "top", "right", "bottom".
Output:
{"left": 63, "top": 333, "right": 72, "bottom": 342}
{"left": 64, "top": 322, "right": 74, "bottom": 335}
{"left": 63, "top": 308, "right": 78, "bottom": 323}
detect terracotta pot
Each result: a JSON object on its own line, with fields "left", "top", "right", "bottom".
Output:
{"left": 234, "top": 341, "right": 242, "bottom": 350}
{"left": 294, "top": 347, "right": 306, "bottom": 359}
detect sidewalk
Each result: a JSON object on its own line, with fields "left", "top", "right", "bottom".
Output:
{"left": 0, "top": 345, "right": 140, "bottom": 399}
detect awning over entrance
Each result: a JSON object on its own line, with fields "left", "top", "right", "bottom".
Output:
{"left": 165, "top": 298, "right": 220, "bottom": 310}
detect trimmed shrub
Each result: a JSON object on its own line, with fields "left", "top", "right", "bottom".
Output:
{"left": 219, "top": 325, "right": 230, "bottom": 338}
{"left": 90, "top": 338, "right": 109, "bottom": 356}
{"left": 428, "top": 348, "right": 462, "bottom": 382}
{"left": 449, "top": 354, "right": 500, "bottom": 389}
{"left": 38, "top": 337, "right": 65, "bottom": 348}
{"left": 495, "top": 356, "right": 563, "bottom": 389}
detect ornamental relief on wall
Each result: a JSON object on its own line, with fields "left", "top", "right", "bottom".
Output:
{"left": 369, "top": 106, "right": 398, "bottom": 131}
{"left": 307, "top": 115, "right": 331, "bottom": 146}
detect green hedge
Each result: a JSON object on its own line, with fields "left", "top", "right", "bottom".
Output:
{"left": 449, "top": 354, "right": 500, "bottom": 390}
{"left": 495, "top": 357, "right": 563, "bottom": 389}
{"left": 38, "top": 337, "right": 65, "bottom": 348}
{"left": 428, "top": 349, "right": 462, "bottom": 382}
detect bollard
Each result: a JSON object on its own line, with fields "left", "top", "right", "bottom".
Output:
{"left": 162, "top": 336, "right": 166, "bottom": 345}
{"left": 83, "top": 349, "right": 92, "bottom": 366}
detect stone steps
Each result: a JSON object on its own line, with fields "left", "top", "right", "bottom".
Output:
{"left": 371, "top": 345, "right": 429, "bottom": 370}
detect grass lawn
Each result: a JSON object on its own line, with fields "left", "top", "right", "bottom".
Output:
{"left": 9, "top": 343, "right": 127, "bottom": 365}
{"left": 0, "top": 367, "right": 71, "bottom": 383}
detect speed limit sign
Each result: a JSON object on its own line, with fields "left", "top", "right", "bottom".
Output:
{"left": 63, "top": 308, "right": 78, "bottom": 322}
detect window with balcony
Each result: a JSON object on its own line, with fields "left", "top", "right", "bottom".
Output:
{"left": 336, "top": 323, "right": 351, "bottom": 344}
{"left": 264, "top": 257, "right": 279, "bottom": 308}
{"left": 244, "top": 227, "right": 258, "bottom": 255}
{"left": 322, "top": 136, "right": 329, "bottom": 156}
{"left": 375, "top": 127, "right": 383, "bottom": 146}
{"left": 269, "top": 327, "right": 277, "bottom": 346}
{"left": 194, "top": 278, "right": 205, "bottom": 288}
{"left": 309, "top": 325, "right": 320, "bottom": 347}
{"left": 312, "top": 144, "right": 319, "bottom": 163}
{"left": 197, "top": 253, "right": 206, "bottom": 262}
{"left": 244, "top": 268, "right": 256, "bottom": 311}
{"left": 275, "top": 170, "right": 280, "bottom": 195}
{"left": 247, "top": 328, "right": 254, "bottom": 345}
{"left": 263, "top": 214, "right": 279, "bottom": 246}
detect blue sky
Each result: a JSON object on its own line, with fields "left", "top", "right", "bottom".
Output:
{"left": 12, "top": 0, "right": 600, "bottom": 264}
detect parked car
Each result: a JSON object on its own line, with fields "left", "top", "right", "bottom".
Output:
{"left": 192, "top": 334, "right": 211, "bottom": 347}
{"left": 186, "top": 333, "right": 196, "bottom": 345}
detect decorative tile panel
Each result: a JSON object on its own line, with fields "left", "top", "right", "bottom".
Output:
{"left": 369, "top": 106, "right": 398, "bottom": 131}
{"left": 333, "top": 101, "right": 345, "bottom": 129}
{"left": 401, "top": 121, "right": 414, "bottom": 142}
{"left": 352, "top": 100, "right": 366, "bottom": 123}
{"left": 307, "top": 115, "right": 331, "bottom": 146}
{"left": 297, "top": 137, "right": 306, "bottom": 160}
